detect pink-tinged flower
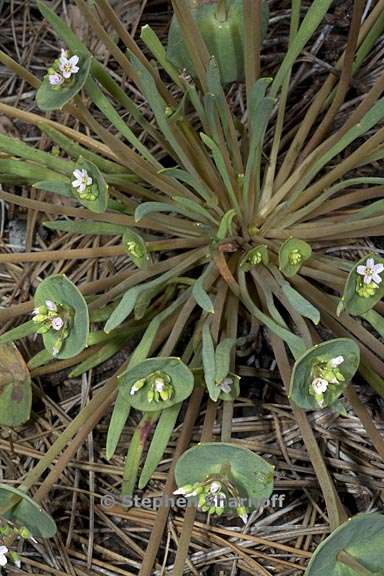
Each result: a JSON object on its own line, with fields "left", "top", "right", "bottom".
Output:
{"left": 51, "top": 317, "right": 64, "bottom": 331}
{"left": 45, "top": 300, "right": 57, "bottom": 312}
{"left": 219, "top": 376, "right": 232, "bottom": 394}
{"left": 59, "top": 53, "right": 79, "bottom": 79}
{"left": 72, "top": 169, "right": 92, "bottom": 193}
{"left": 0, "top": 546, "right": 8, "bottom": 567}
{"left": 357, "top": 258, "right": 384, "bottom": 285}
{"left": 48, "top": 72, "right": 64, "bottom": 86}
{"left": 311, "top": 377, "right": 328, "bottom": 394}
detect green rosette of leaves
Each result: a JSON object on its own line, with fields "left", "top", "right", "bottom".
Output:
{"left": 305, "top": 512, "right": 384, "bottom": 576}
{"left": 118, "top": 357, "right": 194, "bottom": 412}
{"left": 34, "top": 275, "right": 89, "bottom": 359}
{"left": 167, "top": 0, "right": 269, "bottom": 84}
{"left": 279, "top": 238, "right": 312, "bottom": 277}
{"left": 289, "top": 338, "right": 360, "bottom": 411}
{"left": 0, "top": 484, "right": 57, "bottom": 539}
{"left": 0, "top": 343, "right": 32, "bottom": 427}
{"left": 36, "top": 50, "right": 91, "bottom": 112}
{"left": 174, "top": 443, "right": 274, "bottom": 521}
{"left": 338, "top": 254, "right": 384, "bottom": 316}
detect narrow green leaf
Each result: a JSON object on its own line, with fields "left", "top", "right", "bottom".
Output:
{"left": 281, "top": 283, "right": 320, "bottom": 325}
{"left": 140, "top": 24, "right": 182, "bottom": 87}
{"left": 173, "top": 196, "right": 217, "bottom": 224}
{"left": 84, "top": 77, "right": 157, "bottom": 166}
{"left": 27, "top": 349, "right": 53, "bottom": 370}
{"left": 192, "top": 275, "right": 214, "bottom": 313}
{"left": 216, "top": 208, "right": 236, "bottom": 240}
{"left": 122, "top": 413, "right": 159, "bottom": 496}
{"left": 135, "top": 201, "right": 199, "bottom": 223}
{"left": 270, "top": 0, "right": 334, "bottom": 97}
{"left": 138, "top": 403, "right": 181, "bottom": 489}
{"left": 239, "top": 270, "right": 307, "bottom": 359}
{"left": 0, "top": 320, "right": 36, "bottom": 346}
{"left": 361, "top": 309, "right": 384, "bottom": 339}
{"left": 200, "top": 132, "right": 241, "bottom": 215}
{"left": 215, "top": 338, "right": 237, "bottom": 384}
{"left": 0, "top": 159, "right": 66, "bottom": 183}
{"left": 104, "top": 288, "right": 139, "bottom": 333}
{"left": 106, "top": 391, "right": 131, "bottom": 461}
{"left": 40, "top": 123, "right": 126, "bottom": 174}
{"left": 202, "top": 321, "right": 219, "bottom": 401}
{"left": 69, "top": 339, "right": 124, "bottom": 378}
{"left": 33, "top": 180, "right": 71, "bottom": 197}
{"left": 0, "top": 132, "right": 74, "bottom": 174}
{"left": 43, "top": 220, "right": 126, "bottom": 236}
{"left": 243, "top": 79, "right": 274, "bottom": 207}
{"left": 159, "top": 167, "right": 217, "bottom": 206}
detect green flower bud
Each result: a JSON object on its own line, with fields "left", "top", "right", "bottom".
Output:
{"left": 288, "top": 249, "right": 303, "bottom": 265}
{"left": 249, "top": 251, "right": 262, "bottom": 265}
{"left": 18, "top": 526, "right": 30, "bottom": 539}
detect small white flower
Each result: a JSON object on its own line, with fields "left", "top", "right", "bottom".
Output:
{"left": 219, "top": 376, "right": 232, "bottom": 394}
{"left": 239, "top": 511, "right": 248, "bottom": 524}
{"left": 72, "top": 168, "right": 93, "bottom": 194}
{"left": 52, "top": 346, "right": 60, "bottom": 356}
{"left": 357, "top": 258, "right": 384, "bottom": 285}
{"left": 15, "top": 559, "right": 21, "bottom": 568}
{"left": 130, "top": 383, "right": 140, "bottom": 396}
{"left": 45, "top": 300, "right": 57, "bottom": 312}
{"left": 59, "top": 53, "right": 79, "bottom": 79}
{"left": 312, "top": 377, "right": 328, "bottom": 394}
{"left": 329, "top": 355, "right": 344, "bottom": 368}
{"left": 154, "top": 378, "right": 165, "bottom": 392}
{"left": 209, "top": 481, "right": 221, "bottom": 494}
{"left": 0, "top": 546, "right": 8, "bottom": 567}
{"left": 32, "top": 307, "right": 40, "bottom": 316}
{"left": 51, "top": 317, "right": 64, "bottom": 331}
{"left": 48, "top": 72, "right": 64, "bottom": 86}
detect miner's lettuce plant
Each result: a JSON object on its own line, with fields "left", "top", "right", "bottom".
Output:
{"left": 1, "top": 0, "right": 384, "bottom": 571}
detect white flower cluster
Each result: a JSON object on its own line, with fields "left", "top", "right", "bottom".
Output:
{"left": 311, "top": 355, "right": 344, "bottom": 407}
{"left": 48, "top": 49, "right": 79, "bottom": 87}
{"left": 174, "top": 479, "right": 248, "bottom": 524}
{"left": 32, "top": 299, "right": 70, "bottom": 356}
